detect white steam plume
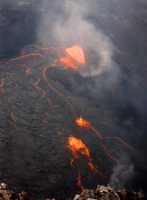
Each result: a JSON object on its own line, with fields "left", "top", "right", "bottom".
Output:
{"left": 38, "top": 0, "right": 118, "bottom": 77}
{"left": 54, "top": 0, "right": 115, "bottom": 76}
{"left": 109, "top": 155, "right": 135, "bottom": 190}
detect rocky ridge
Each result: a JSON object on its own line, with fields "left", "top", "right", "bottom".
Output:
{"left": 0, "top": 183, "right": 145, "bottom": 200}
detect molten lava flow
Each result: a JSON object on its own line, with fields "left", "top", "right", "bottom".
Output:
{"left": 0, "top": 51, "right": 47, "bottom": 150}
{"left": 0, "top": 101, "right": 16, "bottom": 123}
{"left": 0, "top": 78, "right": 5, "bottom": 87}
{"left": 65, "top": 135, "right": 106, "bottom": 189}
{"left": 43, "top": 98, "right": 52, "bottom": 124}
{"left": 43, "top": 66, "right": 77, "bottom": 119}
{"left": 1, "top": 88, "right": 11, "bottom": 103}
{"left": 65, "top": 136, "right": 86, "bottom": 190}
{"left": 66, "top": 45, "right": 85, "bottom": 64}
{"left": 66, "top": 135, "right": 90, "bottom": 157}
{"left": 4, "top": 53, "right": 46, "bottom": 68}
{"left": 26, "top": 68, "right": 30, "bottom": 76}
{"left": 60, "top": 57, "right": 77, "bottom": 70}
{"left": 21, "top": 44, "right": 52, "bottom": 53}
{"left": 77, "top": 170, "right": 84, "bottom": 191}
{"left": 76, "top": 117, "right": 91, "bottom": 129}
{"left": 34, "top": 78, "right": 46, "bottom": 98}
{"left": 7, "top": 120, "right": 18, "bottom": 136}
{"left": 75, "top": 117, "right": 144, "bottom": 177}
{"left": 59, "top": 45, "right": 85, "bottom": 71}
{"left": 0, "top": 42, "right": 145, "bottom": 194}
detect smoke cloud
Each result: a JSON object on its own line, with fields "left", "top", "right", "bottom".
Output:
{"left": 38, "top": 0, "right": 117, "bottom": 77}
{"left": 109, "top": 155, "right": 135, "bottom": 190}
{"left": 0, "top": 0, "right": 147, "bottom": 198}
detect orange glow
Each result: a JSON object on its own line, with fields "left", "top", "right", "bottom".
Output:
{"left": 65, "top": 135, "right": 106, "bottom": 187}
{"left": 88, "top": 162, "right": 106, "bottom": 178}
{"left": 77, "top": 170, "right": 84, "bottom": 191}
{"left": 0, "top": 41, "right": 144, "bottom": 191}
{"left": 0, "top": 78, "right": 5, "bottom": 87}
{"left": 26, "top": 68, "right": 30, "bottom": 76}
{"left": 66, "top": 135, "right": 90, "bottom": 157}
{"left": 21, "top": 44, "right": 51, "bottom": 53}
{"left": 41, "top": 91, "right": 46, "bottom": 98}
{"left": 66, "top": 45, "right": 85, "bottom": 64}
{"left": 76, "top": 117, "right": 90, "bottom": 129}
{"left": 43, "top": 66, "right": 77, "bottom": 118}
{"left": 7, "top": 120, "right": 22, "bottom": 142}
{"left": 11, "top": 113, "right": 16, "bottom": 122}
{"left": 34, "top": 78, "right": 46, "bottom": 98}
{"left": 1, "top": 88, "right": 11, "bottom": 103}
{"left": 0, "top": 101, "right": 11, "bottom": 113}
{"left": 4, "top": 53, "right": 46, "bottom": 67}
{"left": 43, "top": 98, "right": 52, "bottom": 124}
{"left": 34, "top": 78, "right": 40, "bottom": 87}
{"left": 88, "top": 162, "right": 98, "bottom": 172}
{"left": 60, "top": 57, "right": 77, "bottom": 70}
{"left": 47, "top": 97, "right": 52, "bottom": 107}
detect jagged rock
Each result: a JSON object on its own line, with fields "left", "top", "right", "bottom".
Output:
{"left": 79, "top": 189, "right": 96, "bottom": 200}
{"left": 73, "top": 195, "right": 80, "bottom": 200}
{"left": 73, "top": 184, "right": 145, "bottom": 200}
{"left": 117, "top": 189, "right": 145, "bottom": 200}
{"left": 0, "top": 183, "right": 34, "bottom": 200}
{"left": 0, "top": 183, "right": 145, "bottom": 200}
{"left": 94, "top": 184, "right": 120, "bottom": 200}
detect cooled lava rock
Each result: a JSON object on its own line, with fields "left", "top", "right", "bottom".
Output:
{"left": 0, "top": 183, "right": 145, "bottom": 200}
{"left": 0, "top": 183, "right": 34, "bottom": 200}
{"left": 73, "top": 184, "right": 145, "bottom": 200}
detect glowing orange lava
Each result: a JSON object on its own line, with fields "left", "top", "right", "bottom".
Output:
{"left": 77, "top": 170, "right": 84, "bottom": 191}
{"left": 26, "top": 68, "right": 30, "bottom": 76}
{"left": 65, "top": 135, "right": 106, "bottom": 189}
{"left": 0, "top": 42, "right": 144, "bottom": 193}
{"left": 59, "top": 45, "right": 85, "bottom": 71}
{"left": 34, "top": 78, "right": 46, "bottom": 98}
{"left": 60, "top": 57, "right": 77, "bottom": 70}
{"left": 66, "top": 45, "right": 85, "bottom": 64}
{"left": 43, "top": 98, "right": 52, "bottom": 124}
{"left": 76, "top": 117, "right": 90, "bottom": 129}
{"left": 75, "top": 117, "right": 144, "bottom": 176}
{"left": 66, "top": 135, "right": 90, "bottom": 157}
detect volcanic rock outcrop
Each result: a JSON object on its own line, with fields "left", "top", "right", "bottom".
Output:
{"left": 0, "top": 183, "right": 33, "bottom": 200}
{"left": 0, "top": 183, "right": 145, "bottom": 200}
{"left": 74, "top": 185, "right": 145, "bottom": 200}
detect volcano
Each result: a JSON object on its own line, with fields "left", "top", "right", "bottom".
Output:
{"left": 0, "top": 42, "right": 146, "bottom": 199}
{"left": 0, "top": 0, "right": 147, "bottom": 200}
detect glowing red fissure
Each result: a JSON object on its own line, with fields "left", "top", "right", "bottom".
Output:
{"left": 0, "top": 42, "right": 144, "bottom": 191}
{"left": 75, "top": 117, "right": 144, "bottom": 171}
{"left": 64, "top": 135, "right": 107, "bottom": 189}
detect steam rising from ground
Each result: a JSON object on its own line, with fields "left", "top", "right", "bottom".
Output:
{"left": 0, "top": 0, "right": 147, "bottom": 197}
{"left": 54, "top": 1, "right": 115, "bottom": 77}
{"left": 109, "top": 155, "right": 135, "bottom": 190}
{"left": 38, "top": 0, "right": 117, "bottom": 77}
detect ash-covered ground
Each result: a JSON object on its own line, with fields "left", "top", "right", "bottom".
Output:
{"left": 0, "top": 0, "right": 147, "bottom": 200}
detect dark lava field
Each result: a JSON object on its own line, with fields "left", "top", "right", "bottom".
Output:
{"left": 0, "top": 0, "right": 147, "bottom": 199}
